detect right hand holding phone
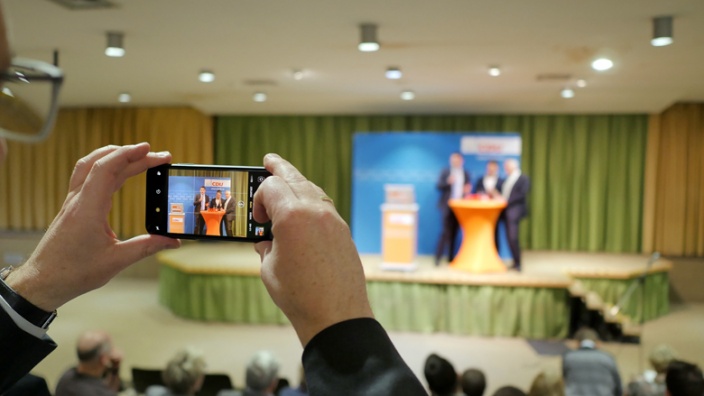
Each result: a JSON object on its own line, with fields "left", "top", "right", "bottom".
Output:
{"left": 252, "top": 153, "right": 374, "bottom": 346}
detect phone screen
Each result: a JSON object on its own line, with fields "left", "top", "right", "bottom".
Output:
{"left": 145, "top": 163, "right": 272, "bottom": 242}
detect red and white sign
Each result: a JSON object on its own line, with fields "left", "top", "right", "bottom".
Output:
{"left": 205, "top": 178, "right": 231, "bottom": 188}
{"left": 461, "top": 136, "right": 521, "bottom": 155}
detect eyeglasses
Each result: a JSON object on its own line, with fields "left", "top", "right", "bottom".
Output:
{"left": 0, "top": 57, "right": 63, "bottom": 143}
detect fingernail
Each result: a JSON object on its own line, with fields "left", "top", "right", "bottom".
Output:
{"left": 265, "top": 153, "right": 281, "bottom": 160}
{"left": 155, "top": 151, "right": 171, "bottom": 157}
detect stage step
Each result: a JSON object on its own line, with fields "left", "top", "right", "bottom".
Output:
{"left": 568, "top": 280, "right": 641, "bottom": 344}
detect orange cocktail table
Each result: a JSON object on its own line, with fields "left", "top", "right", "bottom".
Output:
{"left": 448, "top": 199, "right": 507, "bottom": 273}
{"left": 200, "top": 210, "right": 225, "bottom": 236}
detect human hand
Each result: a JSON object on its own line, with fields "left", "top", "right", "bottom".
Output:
{"left": 447, "top": 175, "right": 455, "bottom": 184}
{"left": 252, "top": 154, "right": 373, "bottom": 346}
{"left": 7, "top": 143, "right": 181, "bottom": 312}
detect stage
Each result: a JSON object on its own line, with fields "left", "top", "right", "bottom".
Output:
{"left": 157, "top": 243, "right": 671, "bottom": 339}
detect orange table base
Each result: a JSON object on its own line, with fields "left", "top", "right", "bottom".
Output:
{"left": 201, "top": 210, "right": 225, "bottom": 236}
{"left": 449, "top": 199, "right": 507, "bottom": 273}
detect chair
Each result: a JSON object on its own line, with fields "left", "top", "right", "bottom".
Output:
{"left": 131, "top": 367, "right": 165, "bottom": 394}
{"left": 196, "top": 373, "right": 234, "bottom": 396}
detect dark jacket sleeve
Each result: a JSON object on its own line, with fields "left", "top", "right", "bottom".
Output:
{"left": 302, "top": 318, "right": 427, "bottom": 396}
{"left": 0, "top": 308, "right": 57, "bottom": 393}
{"left": 436, "top": 169, "right": 450, "bottom": 191}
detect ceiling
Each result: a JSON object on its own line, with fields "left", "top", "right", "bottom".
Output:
{"left": 6, "top": 0, "right": 704, "bottom": 115}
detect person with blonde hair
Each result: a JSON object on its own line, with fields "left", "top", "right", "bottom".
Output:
{"left": 626, "top": 344, "right": 678, "bottom": 396}
{"left": 146, "top": 348, "right": 206, "bottom": 396}
{"left": 528, "top": 370, "right": 564, "bottom": 396}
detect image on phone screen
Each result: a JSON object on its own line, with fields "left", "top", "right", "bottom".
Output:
{"left": 146, "top": 164, "right": 272, "bottom": 242}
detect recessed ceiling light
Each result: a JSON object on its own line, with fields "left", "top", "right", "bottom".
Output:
{"left": 400, "top": 90, "right": 415, "bottom": 101}
{"left": 199, "top": 70, "right": 215, "bottom": 83}
{"left": 651, "top": 16, "right": 673, "bottom": 47}
{"left": 118, "top": 92, "right": 131, "bottom": 103}
{"left": 2, "top": 87, "right": 14, "bottom": 97}
{"left": 488, "top": 66, "right": 501, "bottom": 77}
{"left": 576, "top": 79, "right": 587, "bottom": 88}
{"left": 105, "top": 32, "right": 125, "bottom": 57}
{"left": 358, "top": 23, "right": 380, "bottom": 52}
{"left": 385, "top": 67, "right": 402, "bottom": 79}
{"left": 292, "top": 69, "right": 304, "bottom": 80}
{"left": 253, "top": 92, "right": 267, "bottom": 102}
{"left": 561, "top": 88, "right": 575, "bottom": 99}
{"left": 591, "top": 58, "right": 613, "bottom": 71}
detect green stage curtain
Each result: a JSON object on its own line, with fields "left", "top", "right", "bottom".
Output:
{"left": 215, "top": 115, "right": 648, "bottom": 252}
{"left": 576, "top": 272, "right": 669, "bottom": 323}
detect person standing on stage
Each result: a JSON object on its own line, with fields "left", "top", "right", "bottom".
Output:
{"left": 497, "top": 159, "right": 530, "bottom": 271}
{"left": 435, "top": 152, "right": 471, "bottom": 266}
{"left": 223, "top": 190, "right": 235, "bottom": 237}
{"left": 209, "top": 190, "right": 224, "bottom": 210}
{"left": 474, "top": 160, "right": 503, "bottom": 196}
{"left": 193, "top": 186, "right": 209, "bottom": 235}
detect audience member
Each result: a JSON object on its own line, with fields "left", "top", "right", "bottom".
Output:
{"left": 279, "top": 366, "right": 307, "bottom": 396}
{"left": 493, "top": 386, "right": 526, "bottom": 396}
{"left": 461, "top": 368, "right": 486, "bottom": 396}
{"left": 146, "top": 347, "right": 206, "bottom": 396}
{"left": 424, "top": 353, "right": 457, "bottom": 396}
{"left": 55, "top": 330, "right": 123, "bottom": 396}
{"left": 2, "top": 373, "right": 51, "bottom": 396}
{"left": 528, "top": 369, "right": 564, "bottom": 396}
{"left": 218, "top": 351, "right": 280, "bottom": 396}
{"left": 626, "top": 344, "right": 678, "bottom": 396}
{"left": 562, "top": 327, "right": 622, "bottom": 396}
{"left": 665, "top": 360, "right": 704, "bottom": 396}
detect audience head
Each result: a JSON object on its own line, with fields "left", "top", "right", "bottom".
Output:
{"left": 666, "top": 360, "right": 704, "bottom": 396}
{"left": 75, "top": 330, "right": 117, "bottom": 375}
{"left": 493, "top": 386, "right": 526, "bottom": 396}
{"left": 461, "top": 368, "right": 486, "bottom": 396}
{"left": 162, "top": 347, "right": 206, "bottom": 395}
{"left": 245, "top": 350, "right": 280, "bottom": 392}
{"left": 650, "top": 344, "right": 678, "bottom": 374}
{"left": 528, "top": 370, "right": 564, "bottom": 396}
{"left": 424, "top": 353, "right": 457, "bottom": 396}
{"left": 574, "top": 326, "right": 599, "bottom": 347}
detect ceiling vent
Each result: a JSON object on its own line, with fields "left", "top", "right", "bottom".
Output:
{"left": 47, "top": 0, "right": 115, "bottom": 10}
{"left": 536, "top": 73, "right": 572, "bottom": 82}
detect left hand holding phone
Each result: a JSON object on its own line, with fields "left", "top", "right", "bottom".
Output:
{"left": 6, "top": 143, "right": 181, "bottom": 313}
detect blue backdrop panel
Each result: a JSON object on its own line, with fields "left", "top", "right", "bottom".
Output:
{"left": 351, "top": 132, "right": 520, "bottom": 257}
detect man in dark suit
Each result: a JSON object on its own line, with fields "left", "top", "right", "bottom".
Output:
{"left": 435, "top": 152, "right": 471, "bottom": 266}
{"left": 209, "top": 190, "right": 224, "bottom": 210}
{"left": 498, "top": 159, "right": 530, "bottom": 271}
{"left": 474, "top": 160, "right": 503, "bottom": 196}
{"left": 193, "top": 186, "right": 210, "bottom": 235}
{"left": 223, "top": 190, "right": 236, "bottom": 237}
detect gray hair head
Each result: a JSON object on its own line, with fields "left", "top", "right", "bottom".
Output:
{"left": 246, "top": 350, "right": 280, "bottom": 391}
{"left": 163, "top": 347, "right": 206, "bottom": 394}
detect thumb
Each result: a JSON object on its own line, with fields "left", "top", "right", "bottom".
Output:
{"left": 115, "top": 234, "right": 181, "bottom": 270}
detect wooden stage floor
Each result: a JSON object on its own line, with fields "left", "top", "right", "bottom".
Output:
{"left": 158, "top": 241, "right": 672, "bottom": 288}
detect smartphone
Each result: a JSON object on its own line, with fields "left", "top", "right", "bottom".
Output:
{"left": 145, "top": 163, "right": 272, "bottom": 242}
